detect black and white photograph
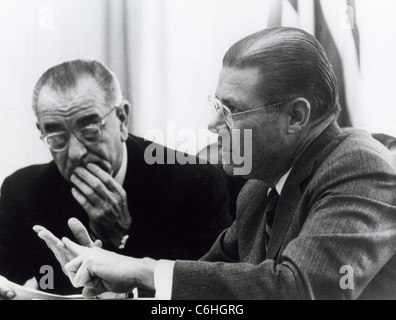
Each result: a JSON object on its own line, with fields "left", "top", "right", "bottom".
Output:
{"left": 0, "top": 0, "right": 395, "bottom": 304}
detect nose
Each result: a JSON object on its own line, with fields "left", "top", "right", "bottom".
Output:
{"left": 67, "top": 134, "right": 87, "bottom": 162}
{"left": 208, "top": 111, "right": 228, "bottom": 133}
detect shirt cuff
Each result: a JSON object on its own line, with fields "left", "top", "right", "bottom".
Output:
{"left": 154, "top": 259, "right": 175, "bottom": 300}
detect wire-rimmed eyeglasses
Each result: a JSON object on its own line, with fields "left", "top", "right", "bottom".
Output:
{"left": 208, "top": 95, "right": 291, "bottom": 127}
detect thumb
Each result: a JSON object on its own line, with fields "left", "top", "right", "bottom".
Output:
{"left": 94, "top": 239, "right": 103, "bottom": 248}
{"left": 68, "top": 218, "right": 95, "bottom": 247}
{"left": 62, "top": 237, "right": 84, "bottom": 255}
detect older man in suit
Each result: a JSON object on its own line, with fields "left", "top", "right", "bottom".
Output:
{"left": 35, "top": 27, "right": 396, "bottom": 299}
{"left": 0, "top": 59, "right": 232, "bottom": 299}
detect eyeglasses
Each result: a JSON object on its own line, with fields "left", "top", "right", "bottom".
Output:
{"left": 208, "top": 95, "right": 291, "bottom": 128}
{"left": 41, "top": 106, "right": 118, "bottom": 152}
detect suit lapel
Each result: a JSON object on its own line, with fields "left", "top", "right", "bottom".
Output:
{"left": 266, "top": 122, "right": 342, "bottom": 259}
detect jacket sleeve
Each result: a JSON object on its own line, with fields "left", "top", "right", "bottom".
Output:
{"left": 0, "top": 176, "right": 37, "bottom": 285}
{"left": 170, "top": 143, "right": 396, "bottom": 300}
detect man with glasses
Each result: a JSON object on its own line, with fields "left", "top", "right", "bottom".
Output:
{"left": 36, "top": 27, "right": 396, "bottom": 300}
{"left": 0, "top": 59, "right": 232, "bottom": 298}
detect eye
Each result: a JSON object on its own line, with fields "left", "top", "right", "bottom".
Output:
{"left": 79, "top": 125, "right": 101, "bottom": 142}
{"left": 45, "top": 132, "right": 69, "bottom": 149}
{"left": 227, "top": 105, "right": 240, "bottom": 114}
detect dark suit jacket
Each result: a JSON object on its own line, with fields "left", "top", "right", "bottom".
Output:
{"left": 172, "top": 123, "right": 396, "bottom": 300}
{"left": 0, "top": 135, "right": 232, "bottom": 294}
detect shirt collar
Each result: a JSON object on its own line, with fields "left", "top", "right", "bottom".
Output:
{"left": 266, "top": 120, "right": 334, "bottom": 196}
{"left": 268, "top": 167, "right": 293, "bottom": 196}
{"left": 114, "top": 142, "right": 128, "bottom": 186}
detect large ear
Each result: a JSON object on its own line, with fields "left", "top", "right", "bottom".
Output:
{"left": 116, "top": 101, "right": 130, "bottom": 141}
{"left": 287, "top": 98, "right": 311, "bottom": 134}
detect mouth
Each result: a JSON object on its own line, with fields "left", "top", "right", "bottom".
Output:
{"left": 89, "top": 161, "right": 112, "bottom": 174}
{"left": 67, "top": 159, "right": 113, "bottom": 176}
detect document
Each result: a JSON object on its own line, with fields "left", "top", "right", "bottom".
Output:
{"left": 0, "top": 276, "right": 83, "bottom": 300}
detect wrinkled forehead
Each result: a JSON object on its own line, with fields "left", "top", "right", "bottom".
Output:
{"left": 35, "top": 76, "right": 107, "bottom": 117}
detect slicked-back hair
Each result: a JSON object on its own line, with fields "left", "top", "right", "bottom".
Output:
{"left": 223, "top": 27, "right": 340, "bottom": 121}
{"left": 32, "top": 59, "right": 123, "bottom": 113}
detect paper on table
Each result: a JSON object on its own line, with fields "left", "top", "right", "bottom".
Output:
{"left": 0, "top": 276, "right": 84, "bottom": 300}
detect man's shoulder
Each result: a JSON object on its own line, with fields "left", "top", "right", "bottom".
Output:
{"left": 339, "top": 127, "right": 384, "bottom": 147}
{"left": 2, "top": 162, "right": 59, "bottom": 193}
{"left": 305, "top": 127, "right": 396, "bottom": 198}
{"left": 7, "top": 162, "right": 56, "bottom": 179}
{"left": 326, "top": 127, "right": 395, "bottom": 170}
{"left": 297, "top": 126, "right": 395, "bottom": 180}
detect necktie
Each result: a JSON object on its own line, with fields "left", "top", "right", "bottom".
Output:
{"left": 264, "top": 188, "right": 280, "bottom": 249}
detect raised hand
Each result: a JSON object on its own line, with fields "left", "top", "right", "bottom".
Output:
{"left": 33, "top": 218, "right": 102, "bottom": 274}
{"left": 70, "top": 163, "right": 132, "bottom": 248}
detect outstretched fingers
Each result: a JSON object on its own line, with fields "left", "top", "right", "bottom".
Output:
{"left": 67, "top": 218, "right": 98, "bottom": 247}
{"left": 33, "top": 225, "right": 73, "bottom": 265}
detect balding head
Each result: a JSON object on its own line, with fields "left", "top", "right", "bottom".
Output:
{"left": 32, "top": 59, "right": 123, "bottom": 114}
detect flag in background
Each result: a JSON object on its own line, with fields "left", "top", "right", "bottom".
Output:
{"left": 267, "top": 0, "right": 361, "bottom": 128}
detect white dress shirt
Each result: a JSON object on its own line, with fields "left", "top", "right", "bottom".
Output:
{"left": 114, "top": 142, "right": 128, "bottom": 186}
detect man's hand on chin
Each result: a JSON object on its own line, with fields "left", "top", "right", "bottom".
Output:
{"left": 70, "top": 163, "right": 132, "bottom": 249}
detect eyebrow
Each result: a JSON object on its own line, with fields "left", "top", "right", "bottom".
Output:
{"left": 75, "top": 113, "right": 101, "bottom": 127}
{"left": 42, "top": 113, "right": 102, "bottom": 133}
{"left": 42, "top": 122, "right": 64, "bottom": 132}
{"left": 216, "top": 96, "right": 241, "bottom": 111}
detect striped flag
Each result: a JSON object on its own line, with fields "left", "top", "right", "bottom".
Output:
{"left": 267, "top": 0, "right": 360, "bottom": 127}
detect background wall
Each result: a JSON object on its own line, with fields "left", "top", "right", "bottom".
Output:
{"left": 0, "top": 0, "right": 107, "bottom": 186}
{"left": 0, "top": 0, "right": 395, "bottom": 186}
